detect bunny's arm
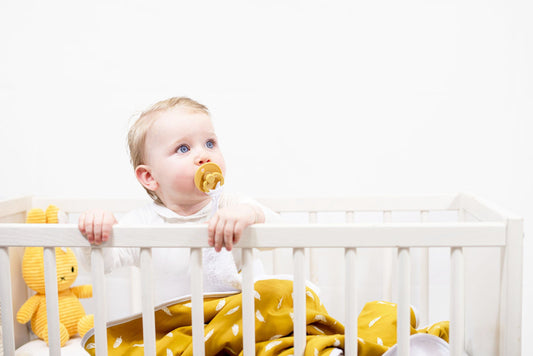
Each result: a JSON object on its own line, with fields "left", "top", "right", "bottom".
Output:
{"left": 71, "top": 285, "right": 93, "bottom": 299}
{"left": 16, "top": 295, "right": 41, "bottom": 324}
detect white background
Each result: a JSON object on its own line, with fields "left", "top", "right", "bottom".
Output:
{"left": 1, "top": 0, "right": 532, "bottom": 353}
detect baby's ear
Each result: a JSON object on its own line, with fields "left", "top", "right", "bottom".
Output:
{"left": 135, "top": 165, "right": 158, "bottom": 191}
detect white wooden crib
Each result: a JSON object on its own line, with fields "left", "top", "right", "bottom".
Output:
{"left": 0, "top": 193, "right": 523, "bottom": 356}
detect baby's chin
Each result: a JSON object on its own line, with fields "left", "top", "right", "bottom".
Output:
{"left": 178, "top": 189, "right": 212, "bottom": 203}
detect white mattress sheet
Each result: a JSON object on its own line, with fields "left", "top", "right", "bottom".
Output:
{"left": 15, "top": 337, "right": 88, "bottom": 356}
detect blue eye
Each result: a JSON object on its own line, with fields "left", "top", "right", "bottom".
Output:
{"left": 177, "top": 145, "right": 190, "bottom": 154}
{"left": 206, "top": 140, "right": 215, "bottom": 149}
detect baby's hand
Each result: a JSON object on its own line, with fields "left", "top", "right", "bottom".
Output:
{"left": 207, "top": 205, "right": 265, "bottom": 252}
{"left": 78, "top": 210, "right": 117, "bottom": 245}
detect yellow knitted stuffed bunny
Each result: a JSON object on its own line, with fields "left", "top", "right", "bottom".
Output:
{"left": 16, "top": 205, "right": 94, "bottom": 346}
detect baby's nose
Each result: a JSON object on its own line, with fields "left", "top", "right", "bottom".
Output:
{"left": 196, "top": 157, "right": 211, "bottom": 165}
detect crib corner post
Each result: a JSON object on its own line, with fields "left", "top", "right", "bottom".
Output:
{"left": 501, "top": 217, "right": 523, "bottom": 356}
{"left": 0, "top": 247, "right": 16, "bottom": 355}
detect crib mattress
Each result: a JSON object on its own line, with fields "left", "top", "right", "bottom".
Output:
{"left": 15, "top": 336, "right": 88, "bottom": 356}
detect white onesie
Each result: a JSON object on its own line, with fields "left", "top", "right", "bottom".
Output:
{"left": 78, "top": 193, "right": 279, "bottom": 305}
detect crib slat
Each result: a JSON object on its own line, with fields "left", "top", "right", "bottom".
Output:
{"left": 345, "top": 247, "right": 358, "bottom": 356}
{"left": 397, "top": 247, "right": 410, "bottom": 356}
{"left": 382, "top": 211, "right": 394, "bottom": 301}
{"left": 242, "top": 248, "right": 255, "bottom": 355}
{"left": 140, "top": 248, "right": 156, "bottom": 356}
{"left": 43, "top": 247, "right": 61, "bottom": 355}
{"left": 130, "top": 266, "right": 141, "bottom": 314}
{"left": 91, "top": 248, "right": 108, "bottom": 356}
{"left": 0, "top": 247, "right": 16, "bottom": 355}
{"left": 190, "top": 248, "right": 205, "bottom": 356}
{"left": 308, "top": 212, "right": 318, "bottom": 285}
{"left": 345, "top": 211, "right": 358, "bottom": 356}
{"left": 450, "top": 247, "right": 464, "bottom": 356}
{"left": 419, "top": 211, "right": 429, "bottom": 327}
{"left": 293, "top": 247, "right": 306, "bottom": 355}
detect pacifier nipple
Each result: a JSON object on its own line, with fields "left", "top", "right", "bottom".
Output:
{"left": 194, "top": 163, "right": 224, "bottom": 193}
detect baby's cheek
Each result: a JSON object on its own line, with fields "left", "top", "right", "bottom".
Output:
{"left": 173, "top": 172, "right": 196, "bottom": 190}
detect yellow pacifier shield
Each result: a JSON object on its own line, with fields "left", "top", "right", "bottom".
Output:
{"left": 194, "top": 163, "right": 224, "bottom": 193}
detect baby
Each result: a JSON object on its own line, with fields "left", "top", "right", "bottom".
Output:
{"left": 78, "top": 97, "right": 277, "bottom": 303}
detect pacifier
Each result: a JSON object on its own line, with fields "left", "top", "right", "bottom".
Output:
{"left": 195, "top": 163, "right": 224, "bottom": 218}
{"left": 194, "top": 162, "right": 224, "bottom": 193}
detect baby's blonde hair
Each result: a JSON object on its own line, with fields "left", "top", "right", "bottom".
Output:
{"left": 127, "top": 96, "right": 210, "bottom": 202}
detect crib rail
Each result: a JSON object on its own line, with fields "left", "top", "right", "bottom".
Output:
{"left": 0, "top": 194, "right": 523, "bottom": 356}
{"left": 0, "top": 222, "right": 507, "bottom": 248}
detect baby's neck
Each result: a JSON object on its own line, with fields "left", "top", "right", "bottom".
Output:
{"left": 164, "top": 197, "right": 211, "bottom": 217}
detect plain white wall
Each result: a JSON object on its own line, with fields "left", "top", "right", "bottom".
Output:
{"left": 1, "top": 0, "right": 532, "bottom": 352}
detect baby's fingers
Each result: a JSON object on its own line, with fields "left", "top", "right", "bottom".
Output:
{"left": 78, "top": 211, "right": 116, "bottom": 245}
{"left": 101, "top": 213, "right": 117, "bottom": 242}
{"left": 213, "top": 218, "right": 228, "bottom": 252}
{"left": 233, "top": 221, "right": 245, "bottom": 246}
{"left": 207, "top": 215, "right": 219, "bottom": 247}
{"left": 78, "top": 213, "right": 87, "bottom": 235}
{"left": 83, "top": 212, "right": 95, "bottom": 244}
{"left": 92, "top": 212, "right": 104, "bottom": 245}
{"left": 223, "top": 220, "right": 236, "bottom": 251}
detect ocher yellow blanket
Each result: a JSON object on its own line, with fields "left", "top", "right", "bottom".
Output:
{"left": 82, "top": 279, "right": 448, "bottom": 355}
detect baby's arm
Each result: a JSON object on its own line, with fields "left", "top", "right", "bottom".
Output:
{"left": 207, "top": 204, "right": 265, "bottom": 252}
{"left": 78, "top": 210, "right": 117, "bottom": 245}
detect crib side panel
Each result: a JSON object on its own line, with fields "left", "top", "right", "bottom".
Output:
{"left": 1, "top": 195, "right": 521, "bottom": 356}
{"left": 258, "top": 198, "right": 514, "bottom": 356}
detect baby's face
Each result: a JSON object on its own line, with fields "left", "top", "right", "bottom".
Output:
{"left": 142, "top": 107, "right": 226, "bottom": 206}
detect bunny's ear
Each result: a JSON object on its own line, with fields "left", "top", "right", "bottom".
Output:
{"left": 45, "top": 204, "right": 69, "bottom": 223}
{"left": 26, "top": 208, "right": 46, "bottom": 223}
